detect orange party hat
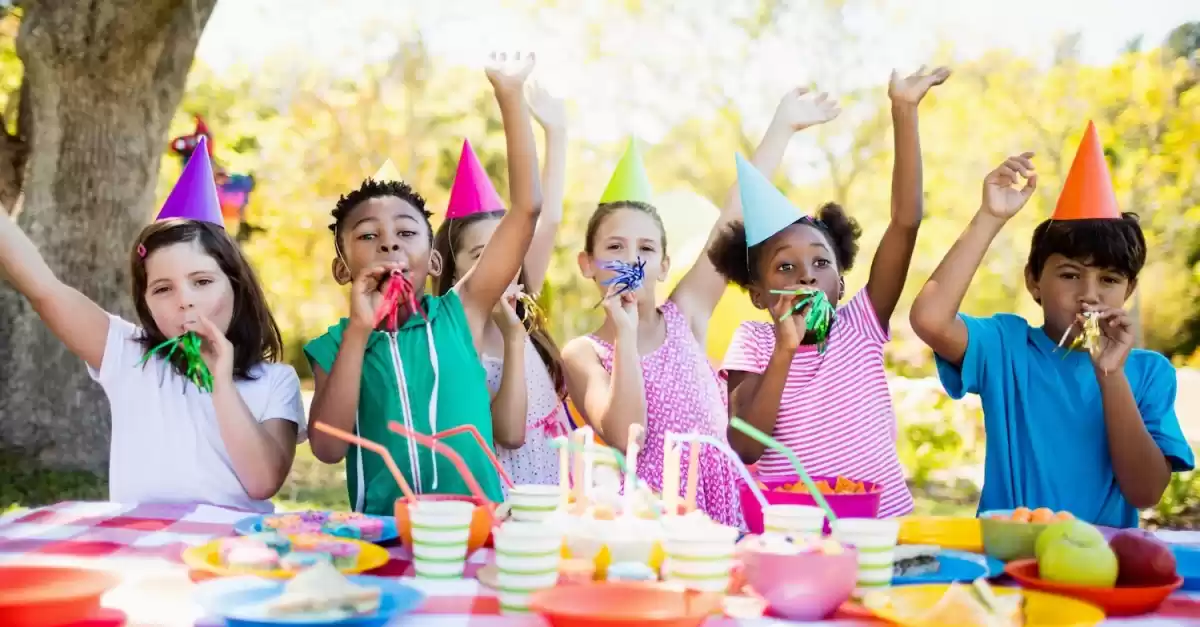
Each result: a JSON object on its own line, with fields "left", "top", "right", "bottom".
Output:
{"left": 1052, "top": 121, "right": 1120, "bottom": 221}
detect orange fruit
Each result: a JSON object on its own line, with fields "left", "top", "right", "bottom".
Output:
{"left": 1030, "top": 508, "right": 1054, "bottom": 523}
{"left": 1054, "top": 511, "right": 1075, "bottom": 521}
{"left": 1011, "top": 507, "right": 1032, "bottom": 523}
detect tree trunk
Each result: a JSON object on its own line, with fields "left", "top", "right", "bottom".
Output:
{"left": 0, "top": 0, "right": 218, "bottom": 474}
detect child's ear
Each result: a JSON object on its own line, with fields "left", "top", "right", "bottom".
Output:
{"left": 332, "top": 258, "right": 352, "bottom": 285}
{"left": 429, "top": 250, "right": 443, "bottom": 278}
{"left": 658, "top": 254, "right": 671, "bottom": 283}
{"left": 577, "top": 251, "right": 595, "bottom": 279}
{"left": 838, "top": 276, "right": 845, "bottom": 301}
{"left": 1024, "top": 264, "right": 1041, "bottom": 305}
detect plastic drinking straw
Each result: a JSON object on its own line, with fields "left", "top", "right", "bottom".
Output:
{"left": 662, "top": 443, "right": 680, "bottom": 517}
{"left": 665, "top": 432, "right": 768, "bottom": 511}
{"left": 386, "top": 422, "right": 496, "bottom": 514}
{"left": 427, "top": 424, "right": 514, "bottom": 488}
{"left": 313, "top": 422, "right": 417, "bottom": 504}
{"left": 623, "top": 424, "right": 643, "bottom": 518}
{"left": 728, "top": 417, "right": 836, "bottom": 523}
{"left": 573, "top": 428, "right": 591, "bottom": 508}
{"left": 555, "top": 436, "right": 570, "bottom": 508}
{"left": 548, "top": 437, "right": 627, "bottom": 473}
{"left": 683, "top": 442, "right": 701, "bottom": 513}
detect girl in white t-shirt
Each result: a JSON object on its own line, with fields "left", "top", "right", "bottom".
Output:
{"left": 0, "top": 149, "right": 304, "bottom": 512}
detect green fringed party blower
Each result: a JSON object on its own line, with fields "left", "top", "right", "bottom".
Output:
{"left": 137, "top": 332, "right": 214, "bottom": 393}
{"left": 770, "top": 287, "right": 836, "bottom": 352}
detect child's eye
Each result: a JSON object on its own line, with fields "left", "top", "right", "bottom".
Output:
{"left": 607, "top": 243, "right": 623, "bottom": 251}
{"left": 639, "top": 245, "right": 655, "bottom": 253}
{"left": 399, "top": 230, "right": 417, "bottom": 238}
{"left": 1102, "top": 276, "right": 1122, "bottom": 285}
{"left": 195, "top": 278, "right": 213, "bottom": 287}
{"left": 151, "top": 286, "right": 170, "bottom": 295}
{"left": 357, "top": 233, "right": 376, "bottom": 241}
{"left": 1061, "top": 272, "right": 1079, "bottom": 280}
{"left": 814, "top": 258, "right": 831, "bottom": 268}
{"left": 777, "top": 262, "right": 795, "bottom": 272}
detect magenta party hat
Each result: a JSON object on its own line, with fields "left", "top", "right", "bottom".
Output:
{"left": 156, "top": 136, "right": 224, "bottom": 227}
{"left": 446, "top": 139, "right": 505, "bottom": 219}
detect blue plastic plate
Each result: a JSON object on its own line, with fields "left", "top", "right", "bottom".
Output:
{"left": 1171, "top": 545, "right": 1200, "bottom": 591}
{"left": 194, "top": 575, "right": 424, "bottom": 627}
{"left": 892, "top": 549, "right": 1005, "bottom": 585}
{"left": 233, "top": 513, "right": 398, "bottom": 544}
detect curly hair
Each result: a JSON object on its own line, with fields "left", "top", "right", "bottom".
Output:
{"left": 329, "top": 178, "right": 433, "bottom": 247}
{"left": 1027, "top": 213, "right": 1146, "bottom": 280}
{"left": 707, "top": 202, "right": 862, "bottom": 289}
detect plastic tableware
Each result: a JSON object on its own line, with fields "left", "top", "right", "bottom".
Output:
{"left": 394, "top": 493, "right": 493, "bottom": 556}
{"left": 897, "top": 515, "right": 983, "bottom": 553}
{"left": 1171, "top": 545, "right": 1200, "bottom": 591}
{"left": 740, "top": 475, "right": 882, "bottom": 535}
{"left": 978, "top": 509, "right": 1050, "bottom": 562}
{"left": 529, "top": 582, "right": 722, "bottom": 627}
{"left": 831, "top": 517, "right": 899, "bottom": 595}
{"left": 739, "top": 546, "right": 858, "bottom": 620}
{"left": 862, "top": 583, "right": 1105, "bottom": 626}
{"left": 182, "top": 537, "right": 389, "bottom": 580}
{"left": 234, "top": 512, "right": 399, "bottom": 543}
{"left": 1005, "top": 559, "right": 1183, "bottom": 617}
{"left": 0, "top": 566, "right": 120, "bottom": 627}
{"left": 891, "top": 550, "right": 1004, "bottom": 585}
{"left": 193, "top": 574, "right": 425, "bottom": 627}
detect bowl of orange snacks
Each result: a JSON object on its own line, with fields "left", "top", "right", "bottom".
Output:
{"left": 740, "top": 475, "right": 882, "bottom": 535}
{"left": 980, "top": 508, "right": 1075, "bottom": 562}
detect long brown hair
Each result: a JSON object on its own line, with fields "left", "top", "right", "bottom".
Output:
{"left": 131, "top": 219, "right": 284, "bottom": 380}
{"left": 583, "top": 200, "right": 668, "bottom": 254}
{"left": 432, "top": 211, "right": 567, "bottom": 399}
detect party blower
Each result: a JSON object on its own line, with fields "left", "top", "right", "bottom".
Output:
{"left": 311, "top": 422, "right": 500, "bottom": 555}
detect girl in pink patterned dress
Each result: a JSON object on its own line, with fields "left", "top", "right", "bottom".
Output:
{"left": 561, "top": 89, "right": 841, "bottom": 526}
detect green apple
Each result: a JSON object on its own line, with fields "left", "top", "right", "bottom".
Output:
{"left": 1036, "top": 520, "right": 1104, "bottom": 560}
{"left": 1038, "top": 521, "right": 1118, "bottom": 587}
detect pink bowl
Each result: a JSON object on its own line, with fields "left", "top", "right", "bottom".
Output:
{"left": 740, "top": 547, "right": 859, "bottom": 620}
{"left": 739, "top": 475, "right": 882, "bottom": 535}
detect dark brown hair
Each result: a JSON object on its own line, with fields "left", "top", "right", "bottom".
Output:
{"left": 131, "top": 219, "right": 284, "bottom": 380}
{"left": 1027, "top": 213, "right": 1146, "bottom": 281}
{"left": 583, "top": 200, "right": 668, "bottom": 255}
{"left": 708, "top": 202, "right": 861, "bottom": 289}
{"left": 432, "top": 211, "right": 567, "bottom": 399}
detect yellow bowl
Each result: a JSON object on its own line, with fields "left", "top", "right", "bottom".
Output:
{"left": 898, "top": 516, "right": 983, "bottom": 553}
{"left": 863, "top": 584, "right": 1105, "bottom": 626}
{"left": 181, "top": 537, "right": 389, "bottom": 580}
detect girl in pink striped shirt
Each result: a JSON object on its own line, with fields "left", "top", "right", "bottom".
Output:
{"left": 712, "top": 68, "right": 950, "bottom": 518}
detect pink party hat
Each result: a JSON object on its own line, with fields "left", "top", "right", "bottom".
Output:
{"left": 157, "top": 136, "right": 224, "bottom": 227}
{"left": 446, "top": 139, "right": 505, "bottom": 219}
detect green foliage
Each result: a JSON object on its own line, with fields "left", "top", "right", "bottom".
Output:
{"left": 0, "top": 449, "right": 106, "bottom": 509}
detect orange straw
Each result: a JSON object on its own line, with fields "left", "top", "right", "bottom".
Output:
{"left": 684, "top": 442, "right": 701, "bottom": 513}
{"left": 313, "top": 421, "right": 417, "bottom": 504}
{"left": 387, "top": 422, "right": 497, "bottom": 522}
{"left": 428, "top": 425, "right": 514, "bottom": 488}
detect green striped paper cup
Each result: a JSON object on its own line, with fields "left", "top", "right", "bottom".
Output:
{"left": 662, "top": 522, "right": 738, "bottom": 593}
{"left": 410, "top": 500, "right": 475, "bottom": 579}
{"left": 763, "top": 504, "right": 825, "bottom": 538}
{"left": 507, "top": 484, "right": 562, "bottom": 522}
{"left": 831, "top": 517, "right": 900, "bottom": 595}
{"left": 494, "top": 520, "right": 563, "bottom": 614}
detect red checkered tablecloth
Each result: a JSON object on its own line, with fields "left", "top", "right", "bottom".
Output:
{"left": 1, "top": 502, "right": 1199, "bottom": 626}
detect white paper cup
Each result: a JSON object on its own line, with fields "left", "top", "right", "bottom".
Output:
{"left": 763, "top": 504, "right": 825, "bottom": 537}
{"left": 508, "top": 485, "right": 562, "bottom": 522}
{"left": 662, "top": 523, "right": 737, "bottom": 592}
{"left": 493, "top": 520, "right": 561, "bottom": 613}
{"left": 831, "top": 517, "right": 900, "bottom": 594}
{"left": 410, "top": 500, "right": 475, "bottom": 579}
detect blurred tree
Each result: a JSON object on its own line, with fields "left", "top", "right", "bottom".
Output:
{"left": 0, "top": 0, "right": 218, "bottom": 474}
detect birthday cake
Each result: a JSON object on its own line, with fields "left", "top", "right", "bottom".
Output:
{"left": 260, "top": 511, "right": 385, "bottom": 541}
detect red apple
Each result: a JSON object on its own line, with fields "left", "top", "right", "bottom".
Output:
{"left": 1110, "top": 529, "right": 1177, "bottom": 586}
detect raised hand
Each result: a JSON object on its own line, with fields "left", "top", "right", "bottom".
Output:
{"left": 602, "top": 291, "right": 639, "bottom": 340}
{"left": 771, "top": 87, "right": 841, "bottom": 132}
{"left": 1089, "top": 306, "right": 1135, "bottom": 375}
{"left": 486, "top": 51, "right": 535, "bottom": 96}
{"left": 527, "top": 81, "right": 566, "bottom": 132}
{"left": 492, "top": 284, "right": 528, "bottom": 340}
{"left": 186, "top": 314, "right": 234, "bottom": 385}
{"left": 348, "top": 263, "right": 405, "bottom": 334}
{"left": 888, "top": 65, "right": 951, "bottom": 105}
{"left": 769, "top": 291, "right": 808, "bottom": 352}
{"left": 981, "top": 152, "right": 1038, "bottom": 220}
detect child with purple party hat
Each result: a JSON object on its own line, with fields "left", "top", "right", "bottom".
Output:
{"left": 0, "top": 136, "right": 304, "bottom": 512}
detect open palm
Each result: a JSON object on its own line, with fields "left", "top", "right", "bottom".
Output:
{"left": 773, "top": 87, "right": 841, "bottom": 131}
{"left": 982, "top": 152, "right": 1038, "bottom": 218}
{"left": 527, "top": 81, "right": 566, "bottom": 130}
{"left": 888, "top": 66, "right": 951, "bottom": 105}
{"left": 486, "top": 51, "right": 535, "bottom": 94}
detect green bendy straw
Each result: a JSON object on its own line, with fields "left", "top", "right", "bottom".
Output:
{"left": 548, "top": 437, "right": 627, "bottom": 473}
{"left": 730, "top": 416, "right": 838, "bottom": 524}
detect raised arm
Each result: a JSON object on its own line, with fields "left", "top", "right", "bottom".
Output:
{"left": 460, "top": 52, "right": 543, "bottom": 346}
{"left": 561, "top": 293, "right": 645, "bottom": 452}
{"left": 671, "top": 88, "right": 840, "bottom": 339}
{"left": 490, "top": 290, "right": 530, "bottom": 449}
{"left": 865, "top": 67, "right": 950, "bottom": 326}
{"left": 522, "top": 83, "right": 567, "bottom": 292}
{"left": 909, "top": 153, "right": 1036, "bottom": 365}
{"left": 0, "top": 203, "right": 110, "bottom": 370}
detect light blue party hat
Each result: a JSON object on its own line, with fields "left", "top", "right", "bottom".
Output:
{"left": 736, "top": 153, "right": 804, "bottom": 246}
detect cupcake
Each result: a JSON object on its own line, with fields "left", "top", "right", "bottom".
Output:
{"left": 247, "top": 531, "right": 292, "bottom": 556}
{"left": 262, "top": 516, "right": 288, "bottom": 530}
{"left": 320, "top": 541, "right": 361, "bottom": 569}
{"left": 226, "top": 545, "right": 280, "bottom": 571}
{"left": 219, "top": 537, "right": 265, "bottom": 560}
{"left": 345, "top": 517, "right": 384, "bottom": 541}
{"left": 607, "top": 561, "right": 657, "bottom": 582}
{"left": 280, "top": 550, "right": 333, "bottom": 572}
{"left": 299, "top": 511, "right": 329, "bottom": 524}
{"left": 322, "top": 522, "right": 363, "bottom": 541}
{"left": 290, "top": 533, "right": 331, "bottom": 551}
{"left": 277, "top": 514, "right": 303, "bottom": 528}
{"left": 329, "top": 511, "right": 362, "bottom": 522}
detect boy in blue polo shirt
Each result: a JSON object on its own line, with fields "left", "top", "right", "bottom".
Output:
{"left": 909, "top": 122, "right": 1194, "bottom": 528}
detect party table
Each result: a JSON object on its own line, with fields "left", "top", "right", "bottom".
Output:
{"left": 1, "top": 502, "right": 1199, "bottom": 626}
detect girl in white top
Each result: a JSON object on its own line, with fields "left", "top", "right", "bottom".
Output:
{"left": 0, "top": 160, "right": 304, "bottom": 512}
{"left": 431, "top": 83, "right": 570, "bottom": 486}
